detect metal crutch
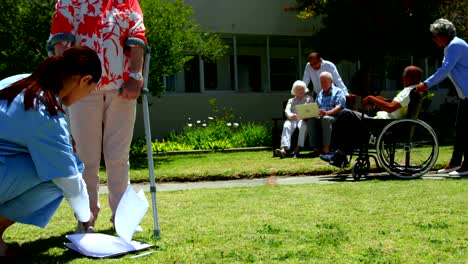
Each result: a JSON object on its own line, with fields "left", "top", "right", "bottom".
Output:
{"left": 125, "top": 38, "right": 161, "bottom": 238}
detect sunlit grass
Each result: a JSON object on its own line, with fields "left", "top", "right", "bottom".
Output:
{"left": 5, "top": 179, "right": 467, "bottom": 263}
{"left": 109, "top": 146, "right": 454, "bottom": 183}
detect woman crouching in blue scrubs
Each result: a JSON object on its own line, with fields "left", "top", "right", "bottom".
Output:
{"left": 0, "top": 46, "right": 101, "bottom": 256}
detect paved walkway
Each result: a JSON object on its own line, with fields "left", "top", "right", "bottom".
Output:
{"left": 99, "top": 172, "right": 456, "bottom": 194}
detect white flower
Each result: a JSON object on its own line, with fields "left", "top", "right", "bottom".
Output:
{"left": 208, "top": 116, "right": 214, "bottom": 120}
{"left": 202, "top": 123, "right": 207, "bottom": 127}
{"left": 188, "top": 123, "right": 193, "bottom": 127}
{"left": 197, "top": 120, "right": 201, "bottom": 124}
{"left": 233, "top": 123, "right": 239, "bottom": 127}
{"left": 227, "top": 123, "right": 232, "bottom": 126}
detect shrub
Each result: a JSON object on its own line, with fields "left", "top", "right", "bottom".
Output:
{"left": 130, "top": 99, "right": 272, "bottom": 154}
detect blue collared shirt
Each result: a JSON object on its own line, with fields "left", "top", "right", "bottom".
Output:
{"left": 424, "top": 36, "right": 468, "bottom": 99}
{"left": 317, "top": 85, "right": 346, "bottom": 111}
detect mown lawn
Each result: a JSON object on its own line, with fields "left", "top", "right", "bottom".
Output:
{"left": 110, "top": 146, "right": 453, "bottom": 183}
{"left": 5, "top": 179, "right": 466, "bottom": 263}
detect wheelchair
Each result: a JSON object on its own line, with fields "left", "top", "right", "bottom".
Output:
{"left": 340, "top": 89, "right": 439, "bottom": 181}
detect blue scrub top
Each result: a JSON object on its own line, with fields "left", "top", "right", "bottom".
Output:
{"left": 0, "top": 75, "right": 83, "bottom": 181}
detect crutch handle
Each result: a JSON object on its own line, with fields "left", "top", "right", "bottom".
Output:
{"left": 46, "top": 33, "right": 76, "bottom": 56}
{"left": 124, "top": 38, "right": 150, "bottom": 53}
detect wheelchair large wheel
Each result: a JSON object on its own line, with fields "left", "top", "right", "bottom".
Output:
{"left": 376, "top": 119, "right": 439, "bottom": 179}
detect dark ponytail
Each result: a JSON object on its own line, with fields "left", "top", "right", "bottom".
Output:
{"left": 0, "top": 46, "right": 101, "bottom": 116}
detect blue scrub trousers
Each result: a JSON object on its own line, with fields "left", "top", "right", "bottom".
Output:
{"left": 0, "top": 154, "right": 63, "bottom": 228}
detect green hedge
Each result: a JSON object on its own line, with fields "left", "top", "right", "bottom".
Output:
{"left": 131, "top": 100, "right": 272, "bottom": 154}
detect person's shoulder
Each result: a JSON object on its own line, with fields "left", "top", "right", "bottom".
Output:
{"left": 0, "top": 74, "right": 30, "bottom": 91}
{"left": 401, "top": 86, "right": 416, "bottom": 94}
{"left": 321, "top": 59, "right": 336, "bottom": 67}
{"left": 448, "top": 37, "right": 468, "bottom": 49}
{"left": 393, "top": 86, "right": 415, "bottom": 101}
{"left": 332, "top": 85, "right": 344, "bottom": 95}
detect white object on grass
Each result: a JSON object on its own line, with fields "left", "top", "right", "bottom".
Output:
{"left": 65, "top": 186, "right": 152, "bottom": 258}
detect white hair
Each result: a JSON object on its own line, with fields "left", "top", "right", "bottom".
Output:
{"left": 291, "top": 80, "right": 309, "bottom": 96}
{"left": 430, "top": 18, "right": 456, "bottom": 38}
{"left": 319, "top": 71, "right": 333, "bottom": 81}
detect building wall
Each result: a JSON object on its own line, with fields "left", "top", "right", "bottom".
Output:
{"left": 184, "top": 0, "right": 320, "bottom": 36}
{"left": 133, "top": 92, "right": 292, "bottom": 139}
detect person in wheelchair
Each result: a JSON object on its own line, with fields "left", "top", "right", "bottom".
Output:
{"left": 275, "top": 80, "right": 314, "bottom": 158}
{"left": 320, "top": 66, "right": 424, "bottom": 167}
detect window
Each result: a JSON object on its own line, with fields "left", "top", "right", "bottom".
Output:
{"left": 230, "top": 55, "right": 261, "bottom": 92}
{"left": 184, "top": 56, "right": 200, "bottom": 92}
{"left": 204, "top": 61, "right": 218, "bottom": 90}
{"left": 270, "top": 57, "right": 298, "bottom": 91}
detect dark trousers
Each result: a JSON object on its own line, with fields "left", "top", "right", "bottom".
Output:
{"left": 450, "top": 99, "right": 468, "bottom": 167}
{"left": 331, "top": 109, "right": 368, "bottom": 154}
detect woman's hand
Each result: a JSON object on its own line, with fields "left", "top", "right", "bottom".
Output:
{"left": 119, "top": 78, "right": 143, "bottom": 100}
{"left": 81, "top": 212, "right": 95, "bottom": 232}
{"left": 319, "top": 109, "right": 327, "bottom": 116}
{"left": 416, "top": 82, "right": 428, "bottom": 93}
{"left": 290, "top": 114, "right": 298, "bottom": 121}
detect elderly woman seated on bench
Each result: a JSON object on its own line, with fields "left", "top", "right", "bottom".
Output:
{"left": 320, "top": 65, "right": 424, "bottom": 166}
{"left": 275, "top": 80, "right": 314, "bottom": 158}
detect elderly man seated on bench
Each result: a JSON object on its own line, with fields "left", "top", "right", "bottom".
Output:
{"left": 308, "top": 71, "right": 347, "bottom": 156}
{"left": 320, "top": 65, "right": 424, "bottom": 166}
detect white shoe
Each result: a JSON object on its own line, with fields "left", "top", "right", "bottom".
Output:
{"left": 448, "top": 167, "right": 468, "bottom": 176}
{"left": 275, "top": 149, "right": 286, "bottom": 158}
{"left": 437, "top": 165, "right": 460, "bottom": 174}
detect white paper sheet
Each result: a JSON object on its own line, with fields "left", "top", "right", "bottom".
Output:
{"left": 65, "top": 233, "right": 152, "bottom": 258}
{"left": 295, "top": 102, "right": 319, "bottom": 119}
{"left": 65, "top": 186, "right": 152, "bottom": 258}
{"left": 115, "top": 187, "right": 149, "bottom": 243}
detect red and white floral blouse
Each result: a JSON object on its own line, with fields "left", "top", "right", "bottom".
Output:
{"left": 49, "top": 0, "right": 147, "bottom": 91}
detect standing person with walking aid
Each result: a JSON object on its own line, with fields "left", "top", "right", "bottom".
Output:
{"left": 416, "top": 18, "right": 468, "bottom": 176}
{"left": 0, "top": 46, "right": 101, "bottom": 257}
{"left": 48, "top": 0, "right": 147, "bottom": 232}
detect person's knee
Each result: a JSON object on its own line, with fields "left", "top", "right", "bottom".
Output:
{"left": 298, "top": 124, "right": 307, "bottom": 133}
{"left": 321, "top": 115, "right": 335, "bottom": 123}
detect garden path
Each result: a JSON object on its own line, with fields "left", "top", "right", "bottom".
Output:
{"left": 99, "top": 172, "right": 452, "bottom": 194}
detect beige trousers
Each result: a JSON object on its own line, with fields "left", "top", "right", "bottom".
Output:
{"left": 68, "top": 90, "right": 136, "bottom": 219}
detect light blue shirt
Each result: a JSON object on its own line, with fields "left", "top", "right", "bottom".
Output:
{"left": 317, "top": 85, "right": 346, "bottom": 111}
{"left": 0, "top": 75, "right": 90, "bottom": 222}
{"left": 424, "top": 36, "right": 468, "bottom": 99}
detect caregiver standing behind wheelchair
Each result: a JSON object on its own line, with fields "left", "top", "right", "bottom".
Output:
{"left": 416, "top": 18, "right": 468, "bottom": 176}
{"left": 0, "top": 46, "right": 101, "bottom": 256}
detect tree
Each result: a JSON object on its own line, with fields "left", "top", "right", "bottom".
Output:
{"left": 0, "top": 0, "right": 226, "bottom": 95}
{"left": 0, "top": 0, "right": 55, "bottom": 78}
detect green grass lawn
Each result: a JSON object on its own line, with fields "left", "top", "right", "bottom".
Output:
{"left": 116, "top": 146, "right": 453, "bottom": 183}
{"left": 5, "top": 179, "right": 466, "bottom": 263}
